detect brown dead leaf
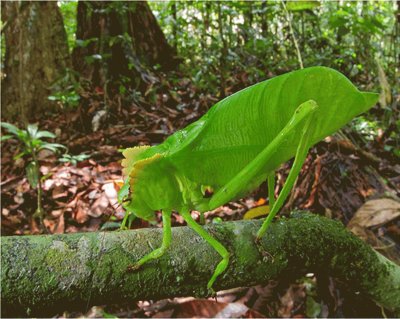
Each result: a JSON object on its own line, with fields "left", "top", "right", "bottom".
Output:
{"left": 348, "top": 198, "right": 400, "bottom": 230}
{"left": 44, "top": 213, "right": 65, "bottom": 234}
{"left": 13, "top": 192, "right": 24, "bottom": 205}
{"left": 153, "top": 299, "right": 263, "bottom": 318}
{"left": 51, "top": 209, "right": 63, "bottom": 218}
{"left": 89, "top": 193, "right": 109, "bottom": 217}
{"left": 102, "top": 182, "right": 118, "bottom": 209}
{"left": 29, "top": 217, "right": 41, "bottom": 235}
{"left": 43, "top": 178, "right": 55, "bottom": 190}
{"left": 67, "top": 190, "right": 86, "bottom": 208}
{"left": 278, "top": 284, "right": 306, "bottom": 318}
{"left": 52, "top": 185, "right": 68, "bottom": 199}
{"left": 304, "top": 156, "right": 322, "bottom": 208}
{"left": 74, "top": 201, "right": 90, "bottom": 224}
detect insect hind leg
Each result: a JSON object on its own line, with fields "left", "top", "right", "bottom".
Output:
{"left": 256, "top": 101, "right": 317, "bottom": 240}
{"left": 127, "top": 210, "right": 172, "bottom": 271}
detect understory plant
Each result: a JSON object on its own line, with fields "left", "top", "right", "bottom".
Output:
{"left": 1, "top": 123, "right": 66, "bottom": 225}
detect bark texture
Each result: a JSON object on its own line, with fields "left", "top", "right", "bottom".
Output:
{"left": 1, "top": 1, "right": 70, "bottom": 123}
{"left": 1, "top": 213, "right": 400, "bottom": 317}
{"left": 72, "top": 1, "right": 178, "bottom": 89}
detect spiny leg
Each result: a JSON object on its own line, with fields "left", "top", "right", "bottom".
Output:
{"left": 199, "top": 211, "right": 205, "bottom": 225}
{"left": 209, "top": 100, "right": 318, "bottom": 211}
{"left": 180, "top": 208, "right": 229, "bottom": 294}
{"left": 256, "top": 115, "right": 314, "bottom": 241}
{"left": 254, "top": 172, "right": 278, "bottom": 260}
{"left": 127, "top": 210, "right": 172, "bottom": 271}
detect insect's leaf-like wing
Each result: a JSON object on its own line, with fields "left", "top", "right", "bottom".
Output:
{"left": 166, "top": 67, "right": 378, "bottom": 201}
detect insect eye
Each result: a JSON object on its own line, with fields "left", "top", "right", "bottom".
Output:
{"left": 201, "top": 185, "right": 214, "bottom": 198}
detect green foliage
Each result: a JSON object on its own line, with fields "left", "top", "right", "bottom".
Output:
{"left": 59, "top": 153, "right": 90, "bottom": 166}
{"left": 302, "top": 277, "right": 322, "bottom": 317}
{"left": 1, "top": 122, "right": 66, "bottom": 219}
{"left": 58, "top": 1, "right": 78, "bottom": 51}
{"left": 1, "top": 123, "right": 66, "bottom": 169}
{"left": 286, "top": 1, "right": 320, "bottom": 12}
{"left": 352, "top": 116, "right": 380, "bottom": 142}
{"left": 150, "top": 1, "right": 397, "bottom": 96}
{"left": 48, "top": 90, "right": 80, "bottom": 108}
{"left": 48, "top": 68, "right": 81, "bottom": 109}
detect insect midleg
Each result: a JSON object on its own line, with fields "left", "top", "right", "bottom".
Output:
{"left": 127, "top": 209, "right": 172, "bottom": 271}
{"left": 180, "top": 208, "right": 229, "bottom": 292}
{"left": 256, "top": 105, "right": 315, "bottom": 240}
{"left": 199, "top": 211, "right": 205, "bottom": 225}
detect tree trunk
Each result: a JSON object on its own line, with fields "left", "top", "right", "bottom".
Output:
{"left": 1, "top": 1, "right": 70, "bottom": 123}
{"left": 217, "top": 3, "right": 228, "bottom": 98}
{"left": 72, "top": 1, "right": 178, "bottom": 90}
{"left": 261, "top": 1, "right": 268, "bottom": 38}
{"left": 2, "top": 213, "right": 400, "bottom": 317}
{"left": 171, "top": 2, "right": 178, "bottom": 51}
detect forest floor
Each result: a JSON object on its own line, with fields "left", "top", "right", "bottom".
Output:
{"left": 1, "top": 72, "right": 400, "bottom": 318}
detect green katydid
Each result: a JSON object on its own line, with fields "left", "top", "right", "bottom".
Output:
{"left": 118, "top": 66, "right": 378, "bottom": 292}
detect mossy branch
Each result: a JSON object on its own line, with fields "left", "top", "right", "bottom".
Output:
{"left": 1, "top": 212, "right": 400, "bottom": 317}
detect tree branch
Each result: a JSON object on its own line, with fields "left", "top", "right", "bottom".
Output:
{"left": 2, "top": 212, "right": 399, "bottom": 317}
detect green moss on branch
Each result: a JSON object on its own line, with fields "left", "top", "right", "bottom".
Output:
{"left": 1, "top": 212, "right": 399, "bottom": 317}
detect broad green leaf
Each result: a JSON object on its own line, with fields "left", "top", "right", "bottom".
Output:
{"left": 39, "top": 145, "right": 58, "bottom": 153}
{"left": 75, "top": 154, "right": 90, "bottom": 161}
{"left": 14, "top": 151, "right": 27, "bottom": 160}
{"left": 27, "top": 124, "right": 39, "bottom": 139}
{"left": 26, "top": 162, "right": 39, "bottom": 189}
{"left": 39, "top": 143, "right": 66, "bottom": 153}
{"left": 35, "top": 130, "right": 56, "bottom": 139}
{"left": 286, "top": 1, "right": 320, "bottom": 12}
{"left": 0, "top": 135, "right": 13, "bottom": 142}
{"left": 1, "top": 122, "right": 20, "bottom": 136}
{"left": 17, "top": 130, "right": 29, "bottom": 143}
{"left": 31, "top": 139, "right": 44, "bottom": 148}
{"left": 243, "top": 205, "right": 270, "bottom": 220}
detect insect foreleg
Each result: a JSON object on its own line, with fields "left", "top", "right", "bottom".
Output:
{"left": 180, "top": 208, "right": 229, "bottom": 293}
{"left": 127, "top": 210, "right": 172, "bottom": 271}
{"left": 256, "top": 103, "right": 316, "bottom": 240}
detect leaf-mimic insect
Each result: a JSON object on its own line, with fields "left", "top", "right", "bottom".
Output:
{"left": 119, "top": 67, "right": 378, "bottom": 292}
